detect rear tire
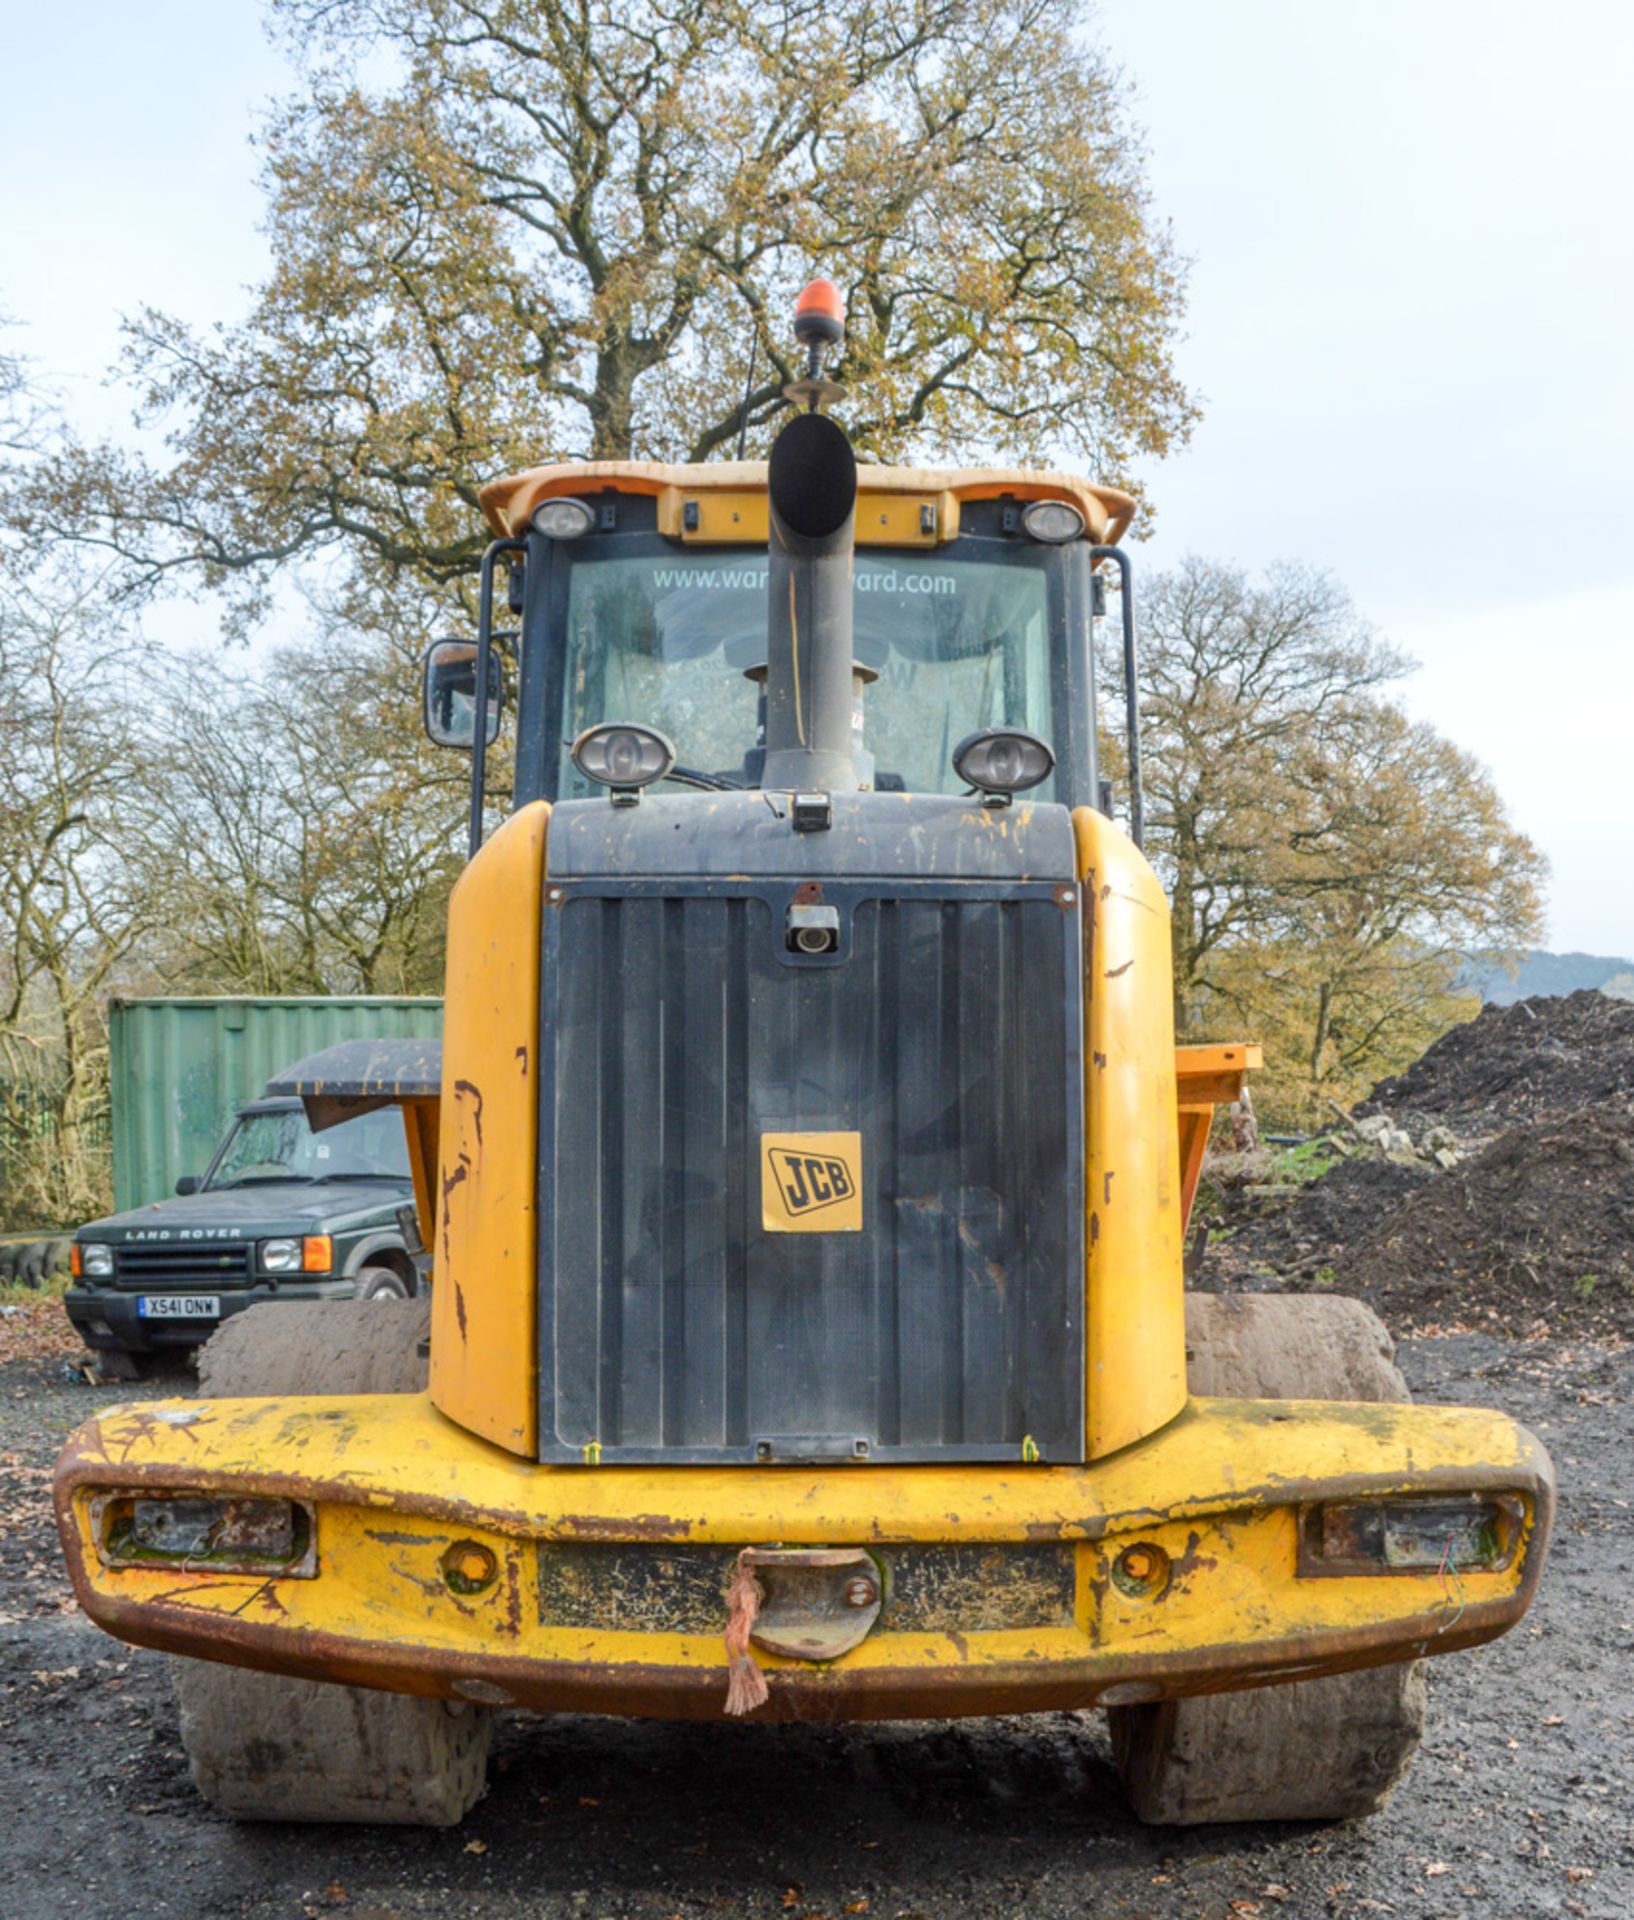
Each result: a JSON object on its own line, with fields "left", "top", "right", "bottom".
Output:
{"left": 1107, "top": 1293, "right": 1426, "bottom": 1825}
{"left": 175, "top": 1297, "right": 488, "bottom": 1827}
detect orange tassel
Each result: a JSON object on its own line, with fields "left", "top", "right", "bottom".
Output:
{"left": 723, "top": 1550, "right": 769, "bottom": 1716}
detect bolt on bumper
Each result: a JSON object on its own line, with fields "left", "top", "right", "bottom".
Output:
{"left": 54, "top": 1389, "right": 1553, "bottom": 1722}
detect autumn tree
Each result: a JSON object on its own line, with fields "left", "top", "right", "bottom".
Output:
{"left": 1120, "top": 557, "right": 1546, "bottom": 1119}
{"left": 12, "top": 0, "right": 1193, "bottom": 623}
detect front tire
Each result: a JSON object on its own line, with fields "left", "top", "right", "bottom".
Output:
{"left": 1108, "top": 1294, "right": 1427, "bottom": 1825}
{"left": 355, "top": 1261, "right": 414, "bottom": 1301}
{"left": 176, "top": 1298, "right": 489, "bottom": 1827}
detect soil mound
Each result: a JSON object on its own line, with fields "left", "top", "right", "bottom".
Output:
{"left": 1215, "top": 1157, "right": 1436, "bottom": 1282}
{"left": 1360, "top": 989, "right": 1634, "bottom": 1130}
{"left": 1334, "top": 1107, "right": 1634, "bottom": 1337}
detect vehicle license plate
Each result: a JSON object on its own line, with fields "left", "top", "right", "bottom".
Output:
{"left": 137, "top": 1295, "right": 221, "bottom": 1320}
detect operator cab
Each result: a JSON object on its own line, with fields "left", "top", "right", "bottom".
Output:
{"left": 426, "top": 271, "right": 1140, "bottom": 844}
{"left": 447, "top": 461, "right": 1136, "bottom": 825}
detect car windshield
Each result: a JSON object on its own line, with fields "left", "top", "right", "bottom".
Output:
{"left": 555, "top": 541, "right": 1056, "bottom": 799}
{"left": 206, "top": 1107, "right": 411, "bottom": 1188}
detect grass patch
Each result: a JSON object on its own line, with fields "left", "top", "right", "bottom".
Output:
{"left": 0, "top": 1272, "right": 70, "bottom": 1306}
{"left": 1269, "top": 1138, "right": 1343, "bottom": 1186}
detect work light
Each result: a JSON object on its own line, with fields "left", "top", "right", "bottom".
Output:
{"left": 952, "top": 728, "right": 1055, "bottom": 799}
{"left": 1021, "top": 499, "right": 1085, "bottom": 544}
{"left": 531, "top": 496, "right": 595, "bottom": 539}
{"left": 571, "top": 722, "right": 677, "bottom": 795}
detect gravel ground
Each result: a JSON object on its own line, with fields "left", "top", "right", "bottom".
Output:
{"left": 3, "top": 1315, "right": 1630, "bottom": 1920}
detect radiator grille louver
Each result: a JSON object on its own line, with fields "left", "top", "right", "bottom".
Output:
{"left": 538, "top": 885, "right": 1083, "bottom": 1464}
{"left": 113, "top": 1242, "right": 252, "bottom": 1288}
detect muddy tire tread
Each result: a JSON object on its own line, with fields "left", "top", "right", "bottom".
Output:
{"left": 1107, "top": 1292, "right": 1426, "bottom": 1825}
{"left": 176, "top": 1296, "right": 487, "bottom": 1827}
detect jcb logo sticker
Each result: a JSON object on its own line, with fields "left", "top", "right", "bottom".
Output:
{"left": 762, "top": 1132, "right": 863, "bottom": 1233}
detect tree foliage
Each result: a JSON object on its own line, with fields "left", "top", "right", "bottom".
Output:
{"left": 10, "top": 0, "right": 1193, "bottom": 622}
{"left": 1121, "top": 557, "right": 1548, "bottom": 1120}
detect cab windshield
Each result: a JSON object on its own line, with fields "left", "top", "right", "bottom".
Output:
{"left": 206, "top": 1107, "right": 412, "bottom": 1188}
{"left": 554, "top": 540, "right": 1058, "bottom": 799}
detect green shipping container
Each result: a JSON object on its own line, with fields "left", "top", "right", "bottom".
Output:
{"left": 108, "top": 996, "right": 444, "bottom": 1212}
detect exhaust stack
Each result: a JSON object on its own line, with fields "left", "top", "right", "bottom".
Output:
{"left": 761, "top": 409, "right": 859, "bottom": 793}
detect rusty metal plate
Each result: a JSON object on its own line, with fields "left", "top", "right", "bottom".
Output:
{"left": 537, "top": 1541, "right": 1076, "bottom": 1636}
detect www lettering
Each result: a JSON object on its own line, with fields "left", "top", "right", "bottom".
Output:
{"left": 651, "top": 565, "right": 955, "bottom": 596}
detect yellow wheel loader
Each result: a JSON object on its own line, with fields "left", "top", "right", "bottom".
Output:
{"left": 54, "top": 283, "right": 1551, "bottom": 1827}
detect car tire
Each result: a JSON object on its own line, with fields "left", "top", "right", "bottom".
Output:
{"left": 93, "top": 1349, "right": 164, "bottom": 1384}
{"left": 355, "top": 1262, "right": 414, "bottom": 1301}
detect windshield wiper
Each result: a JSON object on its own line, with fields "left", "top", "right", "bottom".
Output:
{"left": 215, "top": 1174, "right": 314, "bottom": 1188}
{"left": 305, "top": 1172, "right": 411, "bottom": 1183}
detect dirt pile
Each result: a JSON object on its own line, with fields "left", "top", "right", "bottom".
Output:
{"left": 1214, "top": 1157, "right": 1437, "bottom": 1283}
{"left": 1207, "top": 989, "right": 1634, "bottom": 1335}
{"left": 1359, "top": 989, "right": 1634, "bottom": 1131}
{"left": 1336, "top": 1107, "right": 1634, "bottom": 1337}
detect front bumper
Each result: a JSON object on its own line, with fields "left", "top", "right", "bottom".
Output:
{"left": 64, "top": 1281, "right": 354, "bottom": 1355}
{"left": 54, "top": 1391, "right": 1553, "bottom": 1721}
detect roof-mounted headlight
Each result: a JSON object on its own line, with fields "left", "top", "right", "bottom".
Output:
{"left": 1020, "top": 499, "right": 1085, "bottom": 544}
{"left": 953, "top": 728, "right": 1055, "bottom": 804}
{"left": 532, "top": 496, "right": 595, "bottom": 540}
{"left": 571, "top": 723, "right": 676, "bottom": 804}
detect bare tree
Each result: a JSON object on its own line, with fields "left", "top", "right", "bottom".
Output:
{"left": 147, "top": 592, "right": 470, "bottom": 995}
{"left": 0, "top": 580, "right": 160, "bottom": 1223}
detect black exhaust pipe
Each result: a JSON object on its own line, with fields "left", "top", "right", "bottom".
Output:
{"left": 761, "top": 411, "right": 859, "bottom": 793}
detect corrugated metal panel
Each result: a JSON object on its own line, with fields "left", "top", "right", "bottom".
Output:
{"left": 538, "top": 885, "right": 1083, "bottom": 1465}
{"left": 109, "top": 998, "right": 443, "bottom": 1211}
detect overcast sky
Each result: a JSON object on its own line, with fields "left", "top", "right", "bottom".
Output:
{"left": 3, "top": 1, "right": 1630, "bottom": 952}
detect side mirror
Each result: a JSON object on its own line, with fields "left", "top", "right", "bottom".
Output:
{"left": 423, "top": 639, "right": 503, "bottom": 748}
{"left": 174, "top": 1174, "right": 201, "bottom": 1196}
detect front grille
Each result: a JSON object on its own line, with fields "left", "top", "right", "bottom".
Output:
{"left": 113, "top": 1242, "right": 252, "bottom": 1288}
{"left": 537, "top": 882, "right": 1083, "bottom": 1465}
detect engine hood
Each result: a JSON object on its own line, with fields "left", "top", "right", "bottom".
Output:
{"left": 77, "top": 1181, "right": 410, "bottom": 1242}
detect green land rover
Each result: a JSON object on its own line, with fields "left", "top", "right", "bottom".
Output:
{"left": 64, "top": 1095, "right": 422, "bottom": 1379}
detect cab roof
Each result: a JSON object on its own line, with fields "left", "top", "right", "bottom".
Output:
{"left": 479, "top": 458, "right": 1135, "bottom": 549}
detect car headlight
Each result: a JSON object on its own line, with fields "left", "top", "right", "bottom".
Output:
{"left": 80, "top": 1243, "right": 114, "bottom": 1279}
{"left": 260, "top": 1238, "right": 301, "bottom": 1273}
